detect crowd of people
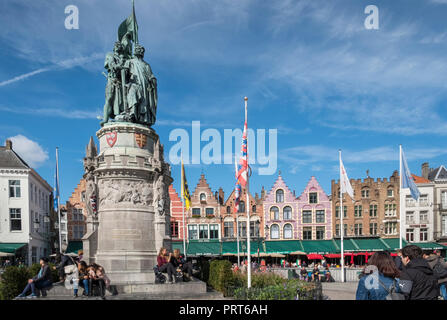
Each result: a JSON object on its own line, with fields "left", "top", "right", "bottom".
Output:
{"left": 356, "top": 246, "right": 447, "bottom": 300}
{"left": 14, "top": 250, "right": 111, "bottom": 299}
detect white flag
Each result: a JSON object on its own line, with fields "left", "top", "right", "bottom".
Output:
{"left": 340, "top": 153, "right": 354, "bottom": 198}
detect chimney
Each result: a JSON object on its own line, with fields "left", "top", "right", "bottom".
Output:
{"left": 218, "top": 187, "right": 224, "bottom": 205}
{"left": 422, "top": 162, "right": 429, "bottom": 179}
{"left": 261, "top": 186, "right": 265, "bottom": 199}
{"left": 5, "top": 139, "right": 12, "bottom": 150}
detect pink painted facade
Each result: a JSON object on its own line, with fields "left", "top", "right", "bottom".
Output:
{"left": 263, "top": 174, "right": 299, "bottom": 240}
{"left": 263, "top": 174, "right": 333, "bottom": 240}
{"left": 297, "top": 176, "right": 333, "bottom": 240}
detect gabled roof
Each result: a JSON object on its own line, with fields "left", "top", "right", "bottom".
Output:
{"left": 428, "top": 165, "right": 447, "bottom": 181}
{"left": 264, "top": 173, "right": 296, "bottom": 203}
{"left": 0, "top": 146, "right": 30, "bottom": 169}
{"left": 297, "top": 176, "right": 330, "bottom": 202}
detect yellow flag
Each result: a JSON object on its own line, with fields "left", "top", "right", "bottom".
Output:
{"left": 181, "top": 159, "right": 191, "bottom": 210}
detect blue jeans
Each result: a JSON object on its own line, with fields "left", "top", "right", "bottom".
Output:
{"left": 76, "top": 279, "right": 89, "bottom": 295}
{"left": 20, "top": 279, "right": 52, "bottom": 296}
{"left": 440, "top": 283, "right": 447, "bottom": 300}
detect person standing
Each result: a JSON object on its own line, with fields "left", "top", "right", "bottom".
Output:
{"left": 399, "top": 245, "right": 439, "bottom": 300}
{"left": 394, "top": 249, "right": 403, "bottom": 271}
{"left": 15, "top": 257, "right": 53, "bottom": 299}
{"left": 425, "top": 250, "right": 447, "bottom": 300}
{"left": 356, "top": 252, "right": 402, "bottom": 300}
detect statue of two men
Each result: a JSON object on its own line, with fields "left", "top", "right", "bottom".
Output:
{"left": 100, "top": 42, "right": 157, "bottom": 127}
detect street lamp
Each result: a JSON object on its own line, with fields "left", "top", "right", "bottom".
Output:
{"left": 33, "top": 219, "right": 40, "bottom": 233}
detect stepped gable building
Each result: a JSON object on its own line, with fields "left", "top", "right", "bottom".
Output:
{"left": 169, "top": 184, "right": 185, "bottom": 240}
{"left": 220, "top": 183, "right": 265, "bottom": 241}
{"left": 331, "top": 171, "right": 400, "bottom": 239}
{"left": 187, "top": 174, "right": 223, "bottom": 241}
{"left": 65, "top": 179, "right": 87, "bottom": 243}
{"left": 263, "top": 173, "right": 298, "bottom": 240}
{"left": 422, "top": 163, "right": 447, "bottom": 243}
{"left": 297, "top": 176, "right": 333, "bottom": 240}
{"left": 401, "top": 174, "right": 434, "bottom": 243}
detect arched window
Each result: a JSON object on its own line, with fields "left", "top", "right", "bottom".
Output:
{"left": 283, "top": 206, "right": 292, "bottom": 220}
{"left": 276, "top": 189, "right": 284, "bottom": 203}
{"left": 270, "top": 206, "right": 279, "bottom": 220}
{"left": 200, "top": 193, "right": 206, "bottom": 201}
{"left": 226, "top": 206, "right": 230, "bottom": 214}
{"left": 283, "top": 224, "right": 293, "bottom": 239}
{"left": 238, "top": 201, "right": 245, "bottom": 213}
{"left": 270, "top": 224, "right": 280, "bottom": 239}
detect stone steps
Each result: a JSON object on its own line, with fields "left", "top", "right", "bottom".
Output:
{"left": 45, "top": 278, "right": 207, "bottom": 297}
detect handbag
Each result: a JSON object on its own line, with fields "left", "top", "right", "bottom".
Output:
{"left": 64, "top": 256, "right": 77, "bottom": 274}
{"left": 378, "top": 278, "right": 405, "bottom": 300}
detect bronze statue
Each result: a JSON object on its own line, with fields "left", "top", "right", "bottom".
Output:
{"left": 100, "top": 2, "right": 158, "bottom": 128}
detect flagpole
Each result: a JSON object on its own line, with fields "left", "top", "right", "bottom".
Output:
{"left": 245, "top": 97, "right": 251, "bottom": 289}
{"left": 399, "top": 145, "right": 403, "bottom": 250}
{"left": 235, "top": 155, "right": 240, "bottom": 267}
{"left": 56, "top": 147, "right": 62, "bottom": 254}
{"left": 339, "top": 150, "right": 345, "bottom": 283}
{"left": 181, "top": 156, "right": 187, "bottom": 259}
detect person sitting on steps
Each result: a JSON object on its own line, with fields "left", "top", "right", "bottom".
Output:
{"left": 157, "top": 247, "right": 176, "bottom": 284}
{"left": 15, "top": 257, "right": 53, "bottom": 299}
{"left": 169, "top": 249, "right": 193, "bottom": 281}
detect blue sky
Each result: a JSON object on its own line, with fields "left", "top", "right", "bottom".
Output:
{"left": 1, "top": 0, "right": 447, "bottom": 202}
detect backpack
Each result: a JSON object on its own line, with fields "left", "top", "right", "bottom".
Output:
{"left": 378, "top": 279, "right": 405, "bottom": 300}
{"left": 432, "top": 259, "right": 447, "bottom": 280}
{"left": 153, "top": 266, "right": 166, "bottom": 284}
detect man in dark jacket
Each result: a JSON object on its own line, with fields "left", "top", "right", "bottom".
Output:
{"left": 15, "top": 257, "right": 53, "bottom": 299}
{"left": 394, "top": 249, "right": 403, "bottom": 271}
{"left": 399, "top": 245, "right": 439, "bottom": 300}
{"left": 53, "top": 252, "right": 74, "bottom": 283}
{"left": 425, "top": 250, "right": 447, "bottom": 300}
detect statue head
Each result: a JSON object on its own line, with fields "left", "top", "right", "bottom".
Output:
{"left": 113, "top": 41, "right": 123, "bottom": 53}
{"left": 134, "top": 44, "right": 145, "bottom": 58}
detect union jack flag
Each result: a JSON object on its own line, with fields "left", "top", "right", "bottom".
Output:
{"left": 236, "top": 118, "right": 248, "bottom": 186}
{"left": 234, "top": 181, "right": 241, "bottom": 213}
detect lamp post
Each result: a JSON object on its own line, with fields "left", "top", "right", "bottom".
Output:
{"left": 256, "top": 220, "right": 260, "bottom": 263}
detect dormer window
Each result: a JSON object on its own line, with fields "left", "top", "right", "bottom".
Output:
{"left": 276, "top": 189, "right": 284, "bottom": 203}
{"left": 200, "top": 193, "right": 206, "bottom": 202}
{"left": 309, "top": 192, "right": 318, "bottom": 204}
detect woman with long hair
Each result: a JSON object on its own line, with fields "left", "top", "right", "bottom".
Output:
{"left": 169, "top": 249, "right": 193, "bottom": 281}
{"left": 157, "top": 247, "right": 176, "bottom": 284}
{"left": 356, "top": 251, "right": 402, "bottom": 300}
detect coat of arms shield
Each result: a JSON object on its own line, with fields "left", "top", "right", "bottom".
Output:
{"left": 106, "top": 131, "right": 117, "bottom": 147}
{"left": 135, "top": 133, "right": 147, "bottom": 148}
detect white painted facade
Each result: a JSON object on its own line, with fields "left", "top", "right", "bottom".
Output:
{"left": 0, "top": 167, "right": 52, "bottom": 265}
{"left": 401, "top": 183, "right": 435, "bottom": 243}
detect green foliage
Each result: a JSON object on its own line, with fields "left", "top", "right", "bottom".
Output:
{"left": 233, "top": 278, "right": 321, "bottom": 300}
{"left": 196, "top": 258, "right": 210, "bottom": 283}
{"left": 208, "top": 260, "right": 234, "bottom": 296}
{"left": 0, "top": 266, "right": 31, "bottom": 300}
{"left": 0, "top": 263, "right": 60, "bottom": 300}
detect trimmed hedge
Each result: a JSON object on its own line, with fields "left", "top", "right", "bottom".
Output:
{"left": 208, "top": 260, "right": 234, "bottom": 296}
{"left": 233, "top": 279, "right": 322, "bottom": 300}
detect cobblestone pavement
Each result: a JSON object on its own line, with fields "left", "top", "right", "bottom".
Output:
{"left": 322, "top": 282, "right": 358, "bottom": 300}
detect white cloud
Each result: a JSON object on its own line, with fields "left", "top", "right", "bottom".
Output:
{"left": 7, "top": 135, "right": 49, "bottom": 168}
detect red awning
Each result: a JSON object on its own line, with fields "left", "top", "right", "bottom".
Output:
{"left": 325, "top": 254, "right": 341, "bottom": 258}
{"left": 307, "top": 254, "right": 323, "bottom": 260}
{"left": 390, "top": 253, "right": 398, "bottom": 257}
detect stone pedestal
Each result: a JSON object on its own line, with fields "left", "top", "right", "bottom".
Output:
{"left": 93, "top": 122, "right": 172, "bottom": 284}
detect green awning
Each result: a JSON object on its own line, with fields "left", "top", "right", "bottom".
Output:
{"left": 186, "top": 240, "right": 221, "bottom": 256}
{"left": 301, "top": 240, "right": 338, "bottom": 254}
{"left": 265, "top": 240, "right": 301, "bottom": 254}
{"left": 332, "top": 239, "right": 358, "bottom": 252}
{"left": 66, "top": 241, "right": 83, "bottom": 254}
{"left": 381, "top": 238, "right": 407, "bottom": 251}
{"left": 0, "top": 243, "right": 27, "bottom": 254}
{"left": 351, "top": 238, "right": 389, "bottom": 252}
{"left": 222, "top": 240, "right": 264, "bottom": 255}
{"left": 409, "top": 242, "right": 447, "bottom": 250}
